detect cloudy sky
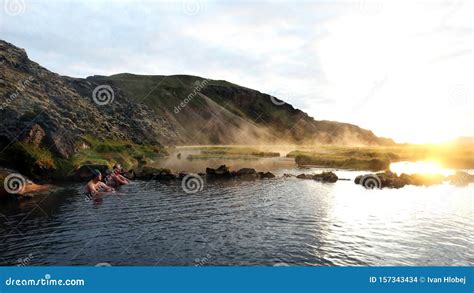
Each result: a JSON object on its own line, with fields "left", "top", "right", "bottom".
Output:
{"left": 1, "top": 0, "right": 472, "bottom": 143}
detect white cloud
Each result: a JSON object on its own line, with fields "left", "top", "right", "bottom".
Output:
{"left": 1, "top": 0, "right": 472, "bottom": 143}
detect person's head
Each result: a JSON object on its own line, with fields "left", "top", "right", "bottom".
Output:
{"left": 113, "top": 164, "right": 122, "bottom": 174}
{"left": 91, "top": 169, "right": 102, "bottom": 182}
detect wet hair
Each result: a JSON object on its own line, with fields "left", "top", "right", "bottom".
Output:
{"left": 91, "top": 169, "right": 101, "bottom": 180}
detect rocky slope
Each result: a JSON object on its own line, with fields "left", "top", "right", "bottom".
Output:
{"left": 0, "top": 40, "right": 393, "bottom": 163}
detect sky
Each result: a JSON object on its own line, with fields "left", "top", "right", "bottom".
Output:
{"left": 1, "top": 0, "right": 472, "bottom": 144}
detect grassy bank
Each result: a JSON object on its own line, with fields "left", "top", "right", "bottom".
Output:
{"left": 185, "top": 146, "right": 280, "bottom": 160}
{"left": 289, "top": 144, "right": 474, "bottom": 170}
{"left": 0, "top": 137, "right": 168, "bottom": 180}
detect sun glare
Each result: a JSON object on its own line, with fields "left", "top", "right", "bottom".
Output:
{"left": 389, "top": 161, "right": 454, "bottom": 176}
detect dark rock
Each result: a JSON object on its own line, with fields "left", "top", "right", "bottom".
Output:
{"left": 258, "top": 171, "right": 276, "bottom": 179}
{"left": 178, "top": 171, "right": 189, "bottom": 179}
{"left": 76, "top": 164, "right": 109, "bottom": 180}
{"left": 236, "top": 168, "right": 257, "bottom": 176}
{"left": 123, "top": 170, "right": 135, "bottom": 179}
{"left": 136, "top": 167, "right": 177, "bottom": 180}
{"left": 235, "top": 168, "right": 258, "bottom": 180}
{"left": 206, "top": 165, "right": 232, "bottom": 177}
{"left": 296, "top": 173, "right": 311, "bottom": 179}
{"left": 21, "top": 124, "right": 45, "bottom": 147}
{"left": 355, "top": 171, "right": 446, "bottom": 189}
{"left": 354, "top": 175, "right": 362, "bottom": 185}
{"left": 313, "top": 171, "right": 338, "bottom": 183}
{"left": 297, "top": 171, "right": 338, "bottom": 183}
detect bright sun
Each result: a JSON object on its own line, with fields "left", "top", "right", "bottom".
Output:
{"left": 390, "top": 161, "right": 454, "bottom": 176}
{"left": 317, "top": 2, "right": 472, "bottom": 144}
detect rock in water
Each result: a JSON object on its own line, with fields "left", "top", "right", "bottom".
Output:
{"left": 206, "top": 165, "right": 232, "bottom": 178}
{"left": 313, "top": 171, "right": 338, "bottom": 183}
{"left": 296, "top": 171, "right": 338, "bottom": 183}
{"left": 258, "top": 172, "right": 276, "bottom": 179}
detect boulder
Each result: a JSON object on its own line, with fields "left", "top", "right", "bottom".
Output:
{"left": 297, "top": 171, "right": 338, "bottom": 183}
{"left": 313, "top": 171, "right": 338, "bottom": 183}
{"left": 206, "top": 165, "right": 232, "bottom": 177}
{"left": 296, "top": 173, "right": 312, "bottom": 179}
{"left": 136, "top": 167, "right": 177, "bottom": 180}
{"left": 21, "top": 124, "right": 46, "bottom": 147}
{"left": 258, "top": 172, "right": 276, "bottom": 179}
{"left": 355, "top": 171, "right": 446, "bottom": 189}
{"left": 178, "top": 171, "right": 189, "bottom": 179}
{"left": 76, "top": 164, "right": 109, "bottom": 180}
{"left": 235, "top": 168, "right": 257, "bottom": 180}
{"left": 236, "top": 168, "right": 257, "bottom": 176}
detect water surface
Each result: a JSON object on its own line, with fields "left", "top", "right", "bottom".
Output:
{"left": 1, "top": 167, "right": 472, "bottom": 266}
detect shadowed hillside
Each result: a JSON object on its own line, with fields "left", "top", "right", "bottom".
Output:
{"left": 0, "top": 40, "right": 393, "bottom": 174}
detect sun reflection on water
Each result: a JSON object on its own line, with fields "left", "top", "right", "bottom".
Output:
{"left": 389, "top": 161, "right": 454, "bottom": 176}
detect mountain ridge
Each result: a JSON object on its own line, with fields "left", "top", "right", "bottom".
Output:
{"left": 0, "top": 40, "right": 394, "bottom": 162}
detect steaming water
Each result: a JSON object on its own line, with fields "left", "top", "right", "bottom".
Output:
{"left": 1, "top": 167, "right": 473, "bottom": 266}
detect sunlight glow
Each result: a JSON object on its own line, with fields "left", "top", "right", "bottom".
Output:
{"left": 389, "top": 161, "right": 455, "bottom": 176}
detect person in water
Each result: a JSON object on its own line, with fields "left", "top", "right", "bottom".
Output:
{"left": 85, "top": 169, "right": 115, "bottom": 197}
{"left": 106, "top": 164, "right": 130, "bottom": 187}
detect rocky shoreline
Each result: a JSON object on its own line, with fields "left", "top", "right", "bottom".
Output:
{"left": 1, "top": 164, "right": 473, "bottom": 200}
